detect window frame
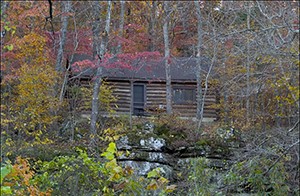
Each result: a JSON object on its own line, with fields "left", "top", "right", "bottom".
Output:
{"left": 172, "top": 86, "right": 196, "bottom": 105}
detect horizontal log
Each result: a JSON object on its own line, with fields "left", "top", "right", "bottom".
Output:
{"left": 147, "top": 93, "right": 166, "bottom": 96}
{"left": 115, "top": 109, "right": 131, "bottom": 113}
{"left": 147, "top": 97, "right": 166, "bottom": 101}
{"left": 173, "top": 108, "right": 216, "bottom": 114}
{"left": 147, "top": 101, "right": 167, "bottom": 105}
{"left": 112, "top": 89, "right": 131, "bottom": 93}
{"left": 79, "top": 110, "right": 216, "bottom": 118}
{"left": 109, "top": 82, "right": 130, "bottom": 86}
{"left": 147, "top": 86, "right": 215, "bottom": 90}
{"left": 112, "top": 93, "right": 129, "bottom": 97}
{"left": 112, "top": 102, "right": 131, "bottom": 106}
{"left": 113, "top": 101, "right": 131, "bottom": 105}
{"left": 147, "top": 90, "right": 166, "bottom": 93}
{"left": 173, "top": 108, "right": 216, "bottom": 115}
{"left": 174, "top": 110, "right": 216, "bottom": 115}
{"left": 171, "top": 113, "right": 217, "bottom": 118}
{"left": 111, "top": 83, "right": 130, "bottom": 86}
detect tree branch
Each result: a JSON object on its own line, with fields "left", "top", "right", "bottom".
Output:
{"left": 264, "top": 139, "right": 299, "bottom": 175}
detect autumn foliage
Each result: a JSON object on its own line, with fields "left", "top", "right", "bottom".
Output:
{"left": 0, "top": 1, "right": 298, "bottom": 195}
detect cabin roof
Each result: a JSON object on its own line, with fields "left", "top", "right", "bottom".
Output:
{"left": 71, "top": 54, "right": 214, "bottom": 81}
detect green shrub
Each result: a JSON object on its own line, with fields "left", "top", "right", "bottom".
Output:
{"left": 186, "top": 157, "right": 220, "bottom": 196}
{"left": 33, "top": 142, "right": 176, "bottom": 196}
{"left": 223, "top": 157, "right": 290, "bottom": 195}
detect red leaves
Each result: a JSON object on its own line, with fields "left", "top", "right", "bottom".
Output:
{"left": 167, "top": 56, "right": 172, "bottom": 64}
{"left": 72, "top": 51, "right": 162, "bottom": 73}
{"left": 225, "top": 39, "right": 234, "bottom": 50}
{"left": 293, "top": 19, "right": 299, "bottom": 31}
{"left": 72, "top": 59, "right": 95, "bottom": 72}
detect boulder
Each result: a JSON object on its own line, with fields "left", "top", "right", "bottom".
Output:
{"left": 139, "top": 137, "right": 166, "bottom": 151}
{"left": 119, "top": 150, "right": 175, "bottom": 165}
{"left": 119, "top": 160, "right": 174, "bottom": 179}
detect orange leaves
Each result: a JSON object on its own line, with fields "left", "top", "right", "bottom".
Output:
{"left": 3, "top": 157, "right": 52, "bottom": 196}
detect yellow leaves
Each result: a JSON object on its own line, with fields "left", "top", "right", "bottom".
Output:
{"left": 165, "top": 184, "right": 177, "bottom": 193}
{"left": 99, "top": 80, "right": 118, "bottom": 113}
{"left": 5, "top": 137, "right": 14, "bottom": 146}
{"left": 123, "top": 166, "right": 134, "bottom": 176}
{"left": 288, "top": 85, "right": 300, "bottom": 100}
{"left": 146, "top": 179, "right": 158, "bottom": 190}
{"left": 1, "top": 112, "right": 13, "bottom": 127}
{"left": 15, "top": 32, "right": 48, "bottom": 66}
{"left": 104, "top": 159, "right": 124, "bottom": 181}
{"left": 101, "top": 128, "right": 124, "bottom": 142}
{"left": 158, "top": 176, "right": 169, "bottom": 185}
{"left": 12, "top": 61, "right": 59, "bottom": 141}
{"left": 145, "top": 168, "right": 176, "bottom": 193}
{"left": 78, "top": 80, "right": 117, "bottom": 115}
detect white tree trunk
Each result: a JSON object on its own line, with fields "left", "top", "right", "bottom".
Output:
{"left": 163, "top": 1, "right": 172, "bottom": 114}
{"left": 194, "top": 1, "right": 204, "bottom": 124}
{"left": 55, "top": 1, "right": 71, "bottom": 72}
{"left": 91, "top": 2, "right": 102, "bottom": 58}
{"left": 90, "top": 1, "right": 112, "bottom": 142}
{"left": 246, "top": 3, "right": 251, "bottom": 122}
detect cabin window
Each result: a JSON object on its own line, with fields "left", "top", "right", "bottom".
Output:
{"left": 173, "top": 87, "right": 196, "bottom": 104}
{"left": 133, "top": 84, "right": 145, "bottom": 115}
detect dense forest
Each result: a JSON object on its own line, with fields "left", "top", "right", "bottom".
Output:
{"left": 1, "top": 1, "right": 299, "bottom": 195}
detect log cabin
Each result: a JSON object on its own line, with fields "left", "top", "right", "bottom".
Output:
{"left": 70, "top": 54, "right": 218, "bottom": 121}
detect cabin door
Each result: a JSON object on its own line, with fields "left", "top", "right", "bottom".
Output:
{"left": 133, "top": 84, "right": 145, "bottom": 115}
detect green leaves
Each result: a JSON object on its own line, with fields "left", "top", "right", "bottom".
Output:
{"left": 101, "top": 142, "right": 117, "bottom": 160}
{"left": 147, "top": 168, "right": 160, "bottom": 178}
{"left": 1, "top": 186, "right": 12, "bottom": 195}
{"left": 102, "top": 152, "right": 115, "bottom": 161}
{"left": 107, "top": 142, "right": 117, "bottom": 153}
{"left": 0, "top": 164, "right": 12, "bottom": 184}
{"left": 4, "top": 25, "right": 11, "bottom": 32}
{"left": 4, "top": 44, "right": 13, "bottom": 51}
{"left": 3, "top": 23, "right": 15, "bottom": 35}
{"left": 1, "top": 164, "right": 13, "bottom": 195}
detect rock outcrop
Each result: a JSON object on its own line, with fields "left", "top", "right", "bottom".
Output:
{"left": 116, "top": 123, "right": 241, "bottom": 182}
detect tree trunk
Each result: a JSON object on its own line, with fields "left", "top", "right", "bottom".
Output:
{"left": 148, "top": 1, "right": 157, "bottom": 52}
{"left": 116, "top": 1, "right": 125, "bottom": 54}
{"left": 246, "top": 3, "right": 251, "bottom": 122}
{"left": 163, "top": 1, "right": 172, "bottom": 114}
{"left": 194, "top": 1, "right": 204, "bottom": 123}
{"left": 90, "top": 1, "right": 112, "bottom": 144}
{"left": 55, "top": 1, "right": 71, "bottom": 72}
{"left": 91, "top": 2, "right": 102, "bottom": 58}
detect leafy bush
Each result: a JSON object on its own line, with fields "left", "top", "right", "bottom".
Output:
{"left": 1, "top": 157, "right": 52, "bottom": 196}
{"left": 187, "top": 157, "right": 219, "bottom": 196}
{"left": 1, "top": 163, "right": 12, "bottom": 195}
{"left": 32, "top": 142, "right": 176, "bottom": 195}
{"left": 223, "top": 157, "right": 291, "bottom": 195}
{"left": 152, "top": 114, "right": 199, "bottom": 148}
{"left": 33, "top": 148, "right": 105, "bottom": 195}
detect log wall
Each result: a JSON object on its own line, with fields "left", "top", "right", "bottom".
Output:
{"left": 77, "top": 79, "right": 217, "bottom": 119}
{"left": 145, "top": 82, "right": 217, "bottom": 118}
